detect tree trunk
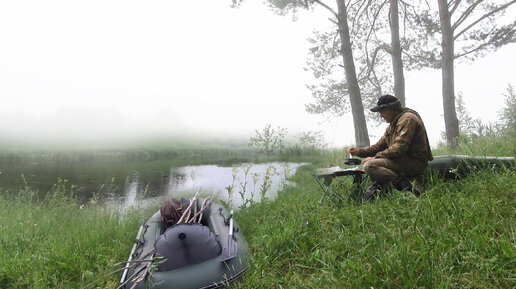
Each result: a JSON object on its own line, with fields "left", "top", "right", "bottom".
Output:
{"left": 389, "top": 0, "right": 405, "bottom": 106}
{"left": 438, "top": 0, "right": 460, "bottom": 149}
{"left": 336, "top": 0, "right": 370, "bottom": 147}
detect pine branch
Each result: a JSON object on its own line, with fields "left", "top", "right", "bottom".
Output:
{"left": 449, "top": 0, "right": 462, "bottom": 16}
{"left": 452, "top": 0, "right": 483, "bottom": 32}
{"left": 314, "top": 0, "right": 339, "bottom": 19}
{"left": 454, "top": 42, "right": 489, "bottom": 59}
{"left": 455, "top": 23, "right": 516, "bottom": 58}
{"left": 350, "top": 0, "right": 374, "bottom": 36}
{"left": 366, "top": 44, "right": 392, "bottom": 79}
{"left": 454, "top": 0, "right": 516, "bottom": 40}
{"left": 364, "top": 1, "right": 389, "bottom": 48}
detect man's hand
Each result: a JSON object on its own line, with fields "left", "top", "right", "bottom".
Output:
{"left": 362, "top": 157, "right": 375, "bottom": 164}
{"left": 347, "top": 147, "right": 359, "bottom": 156}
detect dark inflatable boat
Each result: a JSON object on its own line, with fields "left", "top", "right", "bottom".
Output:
{"left": 428, "top": 155, "right": 515, "bottom": 179}
{"left": 119, "top": 198, "right": 249, "bottom": 289}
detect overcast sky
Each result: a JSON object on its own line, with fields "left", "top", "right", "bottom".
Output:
{"left": 1, "top": 1, "right": 515, "bottom": 148}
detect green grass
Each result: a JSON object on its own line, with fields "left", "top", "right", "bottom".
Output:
{"left": 232, "top": 163, "right": 515, "bottom": 288}
{"left": 231, "top": 135, "right": 516, "bottom": 288}
{"left": 0, "top": 182, "right": 149, "bottom": 289}
{"left": 0, "top": 135, "right": 515, "bottom": 288}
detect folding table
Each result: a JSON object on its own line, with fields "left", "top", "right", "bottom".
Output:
{"left": 313, "top": 166, "right": 366, "bottom": 203}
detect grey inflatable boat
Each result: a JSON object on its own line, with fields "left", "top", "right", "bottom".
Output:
{"left": 428, "top": 155, "right": 515, "bottom": 178}
{"left": 119, "top": 198, "right": 249, "bottom": 289}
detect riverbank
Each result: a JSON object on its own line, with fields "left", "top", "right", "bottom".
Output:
{"left": 233, "top": 163, "right": 515, "bottom": 288}
{"left": 1, "top": 135, "right": 515, "bottom": 288}
{"left": 232, "top": 135, "right": 516, "bottom": 288}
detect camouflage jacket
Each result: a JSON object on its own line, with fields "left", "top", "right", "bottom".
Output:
{"left": 356, "top": 108, "right": 433, "bottom": 162}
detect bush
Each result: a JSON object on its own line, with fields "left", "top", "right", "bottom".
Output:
{"left": 498, "top": 84, "right": 516, "bottom": 135}
{"left": 248, "top": 124, "right": 288, "bottom": 157}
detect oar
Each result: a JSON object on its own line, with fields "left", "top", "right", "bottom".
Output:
{"left": 221, "top": 210, "right": 237, "bottom": 262}
{"left": 119, "top": 220, "right": 146, "bottom": 285}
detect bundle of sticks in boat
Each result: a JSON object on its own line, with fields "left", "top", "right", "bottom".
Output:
{"left": 177, "top": 192, "right": 213, "bottom": 224}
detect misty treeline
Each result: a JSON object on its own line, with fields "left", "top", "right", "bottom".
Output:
{"left": 454, "top": 84, "right": 516, "bottom": 141}
{"left": 232, "top": 0, "right": 516, "bottom": 149}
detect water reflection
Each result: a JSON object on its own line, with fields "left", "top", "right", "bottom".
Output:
{"left": 119, "top": 162, "right": 308, "bottom": 211}
{"left": 0, "top": 159, "right": 308, "bottom": 211}
{"left": 121, "top": 171, "right": 140, "bottom": 210}
{"left": 164, "top": 162, "right": 307, "bottom": 210}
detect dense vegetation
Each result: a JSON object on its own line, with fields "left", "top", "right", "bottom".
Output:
{"left": 0, "top": 133, "right": 514, "bottom": 288}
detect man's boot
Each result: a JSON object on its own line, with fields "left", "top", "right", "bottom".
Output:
{"left": 363, "top": 181, "right": 381, "bottom": 202}
{"left": 395, "top": 173, "right": 420, "bottom": 197}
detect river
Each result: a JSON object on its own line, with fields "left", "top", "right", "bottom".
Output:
{"left": 0, "top": 158, "right": 308, "bottom": 210}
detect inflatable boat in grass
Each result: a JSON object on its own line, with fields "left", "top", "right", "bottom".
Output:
{"left": 427, "top": 155, "right": 515, "bottom": 179}
{"left": 119, "top": 197, "right": 249, "bottom": 289}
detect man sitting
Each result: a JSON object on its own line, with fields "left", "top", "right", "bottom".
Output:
{"left": 347, "top": 94, "right": 433, "bottom": 202}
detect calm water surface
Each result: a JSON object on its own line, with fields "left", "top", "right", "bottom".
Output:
{"left": 0, "top": 159, "right": 308, "bottom": 210}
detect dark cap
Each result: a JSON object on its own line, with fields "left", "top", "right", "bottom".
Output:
{"left": 370, "top": 94, "right": 400, "bottom": 112}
